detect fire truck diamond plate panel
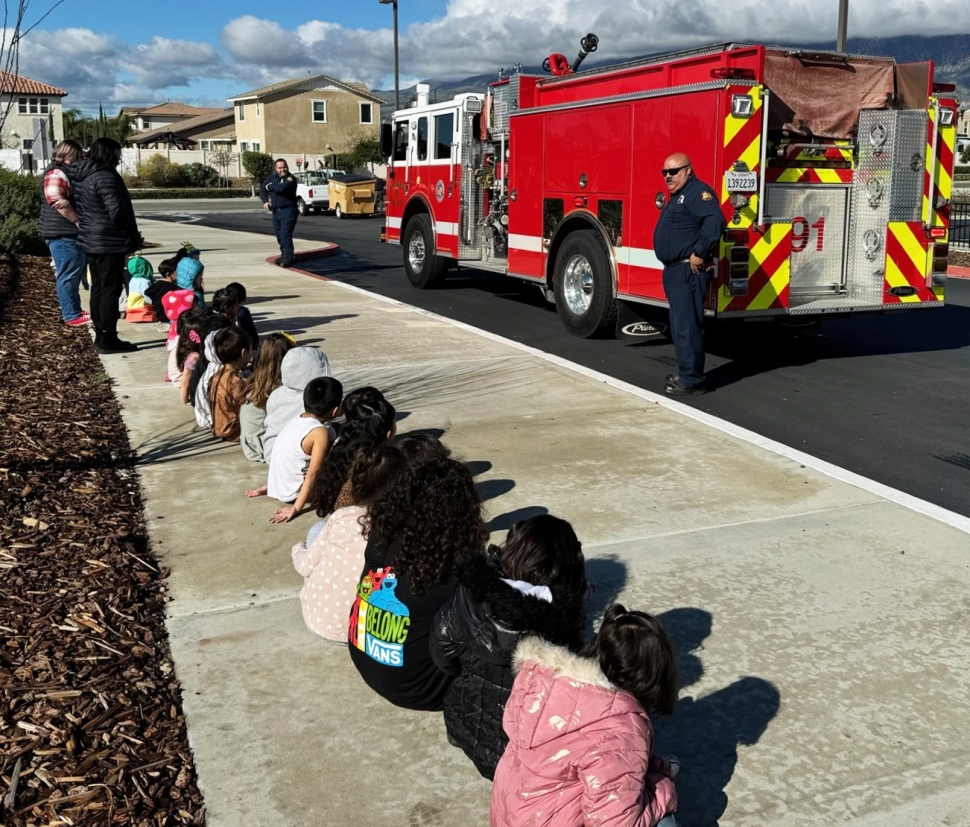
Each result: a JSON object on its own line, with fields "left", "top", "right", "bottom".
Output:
{"left": 888, "top": 110, "right": 926, "bottom": 222}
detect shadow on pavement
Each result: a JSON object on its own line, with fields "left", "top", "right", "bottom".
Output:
{"left": 584, "top": 554, "right": 629, "bottom": 631}
{"left": 653, "top": 607, "right": 781, "bottom": 826}
{"left": 485, "top": 504, "right": 549, "bottom": 533}
{"left": 134, "top": 425, "right": 230, "bottom": 466}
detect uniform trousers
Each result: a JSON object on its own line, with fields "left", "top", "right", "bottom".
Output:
{"left": 272, "top": 207, "right": 298, "bottom": 263}
{"left": 662, "top": 261, "right": 712, "bottom": 388}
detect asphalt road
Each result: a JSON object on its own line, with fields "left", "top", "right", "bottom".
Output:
{"left": 136, "top": 200, "right": 970, "bottom": 517}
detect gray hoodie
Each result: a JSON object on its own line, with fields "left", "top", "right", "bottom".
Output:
{"left": 262, "top": 347, "right": 332, "bottom": 460}
{"left": 194, "top": 331, "right": 223, "bottom": 429}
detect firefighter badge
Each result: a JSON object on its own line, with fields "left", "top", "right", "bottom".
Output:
{"left": 436, "top": 180, "right": 445, "bottom": 202}
{"left": 700, "top": 191, "right": 714, "bottom": 201}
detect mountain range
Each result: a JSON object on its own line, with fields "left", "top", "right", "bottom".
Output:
{"left": 372, "top": 34, "right": 970, "bottom": 107}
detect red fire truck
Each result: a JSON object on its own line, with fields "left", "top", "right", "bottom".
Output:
{"left": 380, "top": 39, "right": 957, "bottom": 339}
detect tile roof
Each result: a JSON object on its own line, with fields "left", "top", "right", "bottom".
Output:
{"left": 228, "top": 73, "right": 381, "bottom": 104}
{"left": 120, "top": 102, "right": 227, "bottom": 117}
{"left": 133, "top": 109, "right": 235, "bottom": 143}
{"left": 0, "top": 71, "right": 67, "bottom": 97}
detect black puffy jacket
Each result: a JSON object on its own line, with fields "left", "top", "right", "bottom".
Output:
{"left": 68, "top": 158, "right": 141, "bottom": 255}
{"left": 430, "top": 552, "right": 586, "bottom": 779}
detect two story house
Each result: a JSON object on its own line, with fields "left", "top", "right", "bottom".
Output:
{"left": 227, "top": 73, "right": 381, "bottom": 168}
{"left": 0, "top": 71, "right": 67, "bottom": 166}
{"left": 118, "top": 102, "right": 228, "bottom": 134}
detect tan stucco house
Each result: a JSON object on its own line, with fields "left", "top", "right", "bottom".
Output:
{"left": 227, "top": 74, "right": 381, "bottom": 167}
{"left": 0, "top": 71, "right": 66, "bottom": 158}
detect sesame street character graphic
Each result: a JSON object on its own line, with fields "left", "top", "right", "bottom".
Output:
{"left": 348, "top": 567, "right": 411, "bottom": 666}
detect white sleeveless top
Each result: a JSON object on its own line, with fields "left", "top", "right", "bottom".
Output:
{"left": 267, "top": 415, "right": 325, "bottom": 503}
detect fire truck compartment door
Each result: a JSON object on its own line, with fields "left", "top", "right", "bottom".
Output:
{"left": 765, "top": 184, "right": 849, "bottom": 296}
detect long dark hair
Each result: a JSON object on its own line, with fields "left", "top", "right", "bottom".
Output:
{"left": 312, "top": 390, "right": 396, "bottom": 517}
{"left": 365, "top": 456, "right": 487, "bottom": 593}
{"left": 581, "top": 604, "right": 678, "bottom": 716}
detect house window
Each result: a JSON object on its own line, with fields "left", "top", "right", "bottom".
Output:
{"left": 359, "top": 102, "right": 373, "bottom": 124}
{"left": 312, "top": 100, "right": 327, "bottom": 123}
{"left": 237, "top": 102, "right": 245, "bottom": 121}
{"left": 17, "top": 97, "right": 48, "bottom": 114}
{"left": 252, "top": 142, "right": 260, "bottom": 152}
{"left": 239, "top": 141, "right": 248, "bottom": 152}
{"left": 200, "top": 140, "right": 210, "bottom": 150}
{"left": 22, "top": 138, "right": 33, "bottom": 150}
{"left": 141, "top": 117, "right": 151, "bottom": 130}
{"left": 255, "top": 101, "right": 260, "bottom": 117}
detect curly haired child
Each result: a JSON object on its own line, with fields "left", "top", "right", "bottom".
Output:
{"left": 348, "top": 453, "right": 488, "bottom": 712}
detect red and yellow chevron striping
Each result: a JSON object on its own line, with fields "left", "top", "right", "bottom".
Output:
{"left": 922, "top": 98, "right": 955, "bottom": 229}
{"left": 718, "top": 224, "right": 792, "bottom": 313}
{"left": 721, "top": 85, "right": 764, "bottom": 227}
{"left": 765, "top": 167, "right": 853, "bottom": 184}
{"left": 883, "top": 222, "right": 942, "bottom": 304}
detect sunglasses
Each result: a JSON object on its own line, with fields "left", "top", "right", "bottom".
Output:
{"left": 662, "top": 165, "right": 689, "bottom": 177}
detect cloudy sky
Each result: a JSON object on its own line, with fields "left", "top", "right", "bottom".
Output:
{"left": 8, "top": 0, "right": 970, "bottom": 112}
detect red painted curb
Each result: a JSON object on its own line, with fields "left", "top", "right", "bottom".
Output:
{"left": 263, "top": 243, "right": 340, "bottom": 270}
{"left": 947, "top": 264, "right": 970, "bottom": 279}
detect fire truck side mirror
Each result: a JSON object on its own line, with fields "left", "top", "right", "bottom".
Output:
{"left": 379, "top": 123, "right": 393, "bottom": 160}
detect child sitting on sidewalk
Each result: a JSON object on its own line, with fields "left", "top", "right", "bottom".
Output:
{"left": 176, "top": 309, "right": 207, "bottom": 405}
{"left": 208, "top": 327, "right": 252, "bottom": 442}
{"left": 430, "top": 514, "right": 589, "bottom": 780}
{"left": 163, "top": 289, "right": 197, "bottom": 383}
{"left": 176, "top": 256, "right": 205, "bottom": 309}
{"left": 291, "top": 445, "right": 405, "bottom": 642}
{"left": 490, "top": 604, "right": 681, "bottom": 827}
{"left": 125, "top": 255, "right": 156, "bottom": 323}
{"left": 225, "top": 282, "right": 259, "bottom": 351}
{"left": 262, "top": 347, "right": 332, "bottom": 462}
{"left": 240, "top": 332, "right": 296, "bottom": 462}
{"left": 146, "top": 258, "right": 180, "bottom": 321}
{"left": 245, "top": 377, "right": 343, "bottom": 524}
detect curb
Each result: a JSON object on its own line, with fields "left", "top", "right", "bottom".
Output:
{"left": 947, "top": 264, "right": 970, "bottom": 279}
{"left": 264, "top": 243, "right": 340, "bottom": 269}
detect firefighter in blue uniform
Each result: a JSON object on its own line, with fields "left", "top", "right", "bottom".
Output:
{"left": 653, "top": 153, "right": 726, "bottom": 395}
{"left": 261, "top": 159, "right": 299, "bottom": 268}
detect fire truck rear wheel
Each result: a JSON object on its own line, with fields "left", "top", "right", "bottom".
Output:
{"left": 553, "top": 230, "right": 617, "bottom": 338}
{"left": 403, "top": 214, "right": 448, "bottom": 288}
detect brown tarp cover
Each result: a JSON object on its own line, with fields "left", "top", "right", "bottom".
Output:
{"left": 765, "top": 51, "right": 895, "bottom": 139}
{"left": 895, "top": 62, "right": 931, "bottom": 110}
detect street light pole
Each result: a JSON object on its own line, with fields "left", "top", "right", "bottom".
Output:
{"left": 379, "top": 0, "right": 400, "bottom": 112}
{"left": 836, "top": 0, "right": 849, "bottom": 52}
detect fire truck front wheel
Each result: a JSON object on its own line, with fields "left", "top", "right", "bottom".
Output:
{"left": 553, "top": 231, "right": 617, "bottom": 338}
{"left": 403, "top": 215, "right": 448, "bottom": 288}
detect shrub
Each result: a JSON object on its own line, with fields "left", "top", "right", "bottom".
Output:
{"left": 180, "top": 163, "right": 220, "bottom": 188}
{"left": 242, "top": 151, "right": 274, "bottom": 185}
{"left": 135, "top": 155, "right": 185, "bottom": 187}
{"left": 127, "top": 188, "right": 253, "bottom": 200}
{"left": 0, "top": 169, "right": 45, "bottom": 255}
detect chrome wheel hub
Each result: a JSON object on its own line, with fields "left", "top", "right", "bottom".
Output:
{"left": 562, "top": 254, "right": 594, "bottom": 315}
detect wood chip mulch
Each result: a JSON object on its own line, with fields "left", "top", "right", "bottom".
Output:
{"left": 1, "top": 254, "right": 205, "bottom": 826}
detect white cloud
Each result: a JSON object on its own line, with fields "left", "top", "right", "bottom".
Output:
{"left": 7, "top": 1, "right": 970, "bottom": 110}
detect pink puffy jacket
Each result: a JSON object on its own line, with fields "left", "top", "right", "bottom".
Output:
{"left": 490, "top": 637, "right": 677, "bottom": 827}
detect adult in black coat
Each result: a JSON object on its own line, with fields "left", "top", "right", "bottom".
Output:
{"left": 68, "top": 138, "right": 143, "bottom": 353}
{"left": 431, "top": 516, "right": 589, "bottom": 780}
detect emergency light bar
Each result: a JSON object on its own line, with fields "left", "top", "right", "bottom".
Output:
{"left": 710, "top": 67, "right": 755, "bottom": 79}
{"left": 933, "top": 82, "right": 956, "bottom": 93}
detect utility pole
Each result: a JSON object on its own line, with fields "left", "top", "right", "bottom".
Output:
{"left": 837, "top": 0, "right": 849, "bottom": 52}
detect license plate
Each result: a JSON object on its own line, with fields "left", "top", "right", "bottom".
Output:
{"left": 725, "top": 171, "right": 758, "bottom": 192}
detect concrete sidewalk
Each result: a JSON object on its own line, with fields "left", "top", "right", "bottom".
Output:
{"left": 100, "top": 220, "right": 970, "bottom": 827}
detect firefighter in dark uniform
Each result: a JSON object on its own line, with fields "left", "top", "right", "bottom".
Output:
{"left": 261, "top": 159, "right": 298, "bottom": 267}
{"left": 653, "top": 152, "right": 726, "bottom": 395}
